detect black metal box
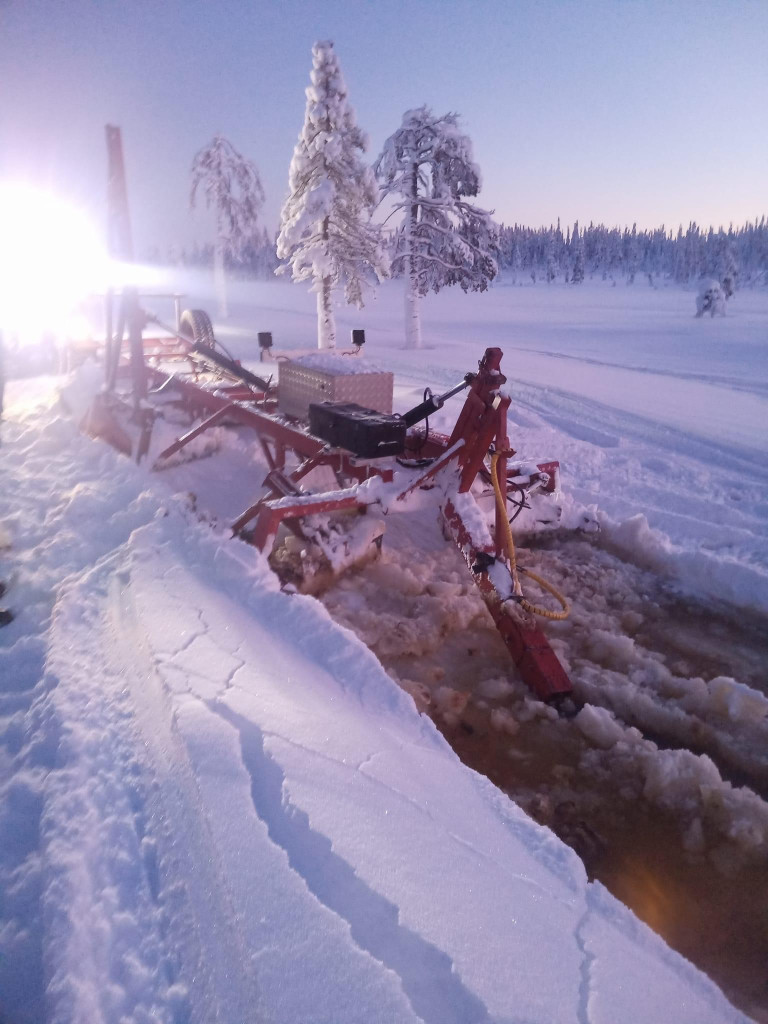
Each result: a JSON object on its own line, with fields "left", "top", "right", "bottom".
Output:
{"left": 308, "top": 402, "right": 406, "bottom": 458}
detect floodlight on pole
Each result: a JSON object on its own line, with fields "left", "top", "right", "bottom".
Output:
{"left": 258, "top": 332, "right": 273, "bottom": 362}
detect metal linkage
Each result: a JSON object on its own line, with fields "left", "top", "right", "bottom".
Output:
{"left": 224, "top": 347, "right": 573, "bottom": 702}
{"left": 434, "top": 349, "right": 572, "bottom": 701}
{"left": 155, "top": 404, "right": 238, "bottom": 462}
{"left": 401, "top": 372, "right": 476, "bottom": 427}
{"left": 441, "top": 497, "right": 573, "bottom": 701}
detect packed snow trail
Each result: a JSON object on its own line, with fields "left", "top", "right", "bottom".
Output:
{"left": 0, "top": 384, "right": 753, "bottom": 1023}
{"left": 0, "top": 394, "right": 166, "bottom": 1024}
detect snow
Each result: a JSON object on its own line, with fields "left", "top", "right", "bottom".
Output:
{"left": 696, "top": 279, "right": 727, "bottom": 318}
{"left": 289, "top": 350, "right": 387, "bottom": 375}
{"left": 2, "top": 274, "right": 767, "bottom": 1023}
{"left": 575, "top": 704, "right": 628, "bottom": 749}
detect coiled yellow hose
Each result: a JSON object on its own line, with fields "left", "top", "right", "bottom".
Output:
{"left": 489, "top": 452, "right": 570, "bottom": 621}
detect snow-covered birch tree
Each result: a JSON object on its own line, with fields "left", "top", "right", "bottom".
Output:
{"left": 277, "top": 41, "right": 388, "bottom": 349}
{"left": 190, "top": 135, "right": 265, "bottom": 318}
{"left": 375, "top": 107, "right": 498, "bottom": 349}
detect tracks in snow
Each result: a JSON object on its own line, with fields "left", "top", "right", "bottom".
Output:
{"left": 217, "top": 704, "right": 491, "bottom": 1024}
{"left": 109, "top": 570, "right": 264, "bottom": 1024}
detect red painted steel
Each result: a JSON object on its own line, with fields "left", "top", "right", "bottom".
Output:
{"left": 446, "top": 349, "right": 511, "bottom": 493}
{"left": 228, "top": 347, "right": 573, "bottom": 701}
{"left": 156, "top": 405, "right": 236, "bottom": 461}
{"left": 158, "top": 372, "right": 395, "bottom": 490}
{"left": 249, "top": 493, "right": 364, "bottom": 552}
{"left": 441, "top": 499, "right": 572, "bottom": 701}
{"left": 129, "top": 348, "right": 574, "bottom": 701}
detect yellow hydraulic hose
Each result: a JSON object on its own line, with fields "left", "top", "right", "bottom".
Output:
{"left": 489, "top": 452, "right": 570, "bottom": 621}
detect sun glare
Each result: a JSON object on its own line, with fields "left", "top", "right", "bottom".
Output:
{"left": 0, "top": 183, "right": 109, "bottom": 346}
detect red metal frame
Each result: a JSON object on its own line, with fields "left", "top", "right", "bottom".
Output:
{"left": 441, "top": 498, "right": 572, "bottom": 700}
{"left": 96, "top": 137, "right": 573, "bottom": 705}
{"left": 121, "top": 345, "right": 573, "bottom": 702}
{"left": 178, "top": 347, "right": 570, "bottom": 701}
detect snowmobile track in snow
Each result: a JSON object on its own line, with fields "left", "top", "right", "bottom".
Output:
{"left": 109, "top": 571, "right": 264, "bottom": 1024}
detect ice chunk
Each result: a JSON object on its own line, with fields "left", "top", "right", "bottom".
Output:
{"left": 575, "top": 704, "right": 626, "bottom": 749}
{"left": 490, "top": 707, "right": 519, "bottom": 735}
{"left": 707, "top": 676, "right": 768, "bottom": 725}
{"left": 586, "top": 629, "right": 638, "bottom": 672}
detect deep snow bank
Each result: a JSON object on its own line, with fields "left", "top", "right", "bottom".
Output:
{"left": 0, "top": 381, "right": 753, "bottom": 1023}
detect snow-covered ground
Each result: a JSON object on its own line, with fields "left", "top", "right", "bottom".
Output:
{"left": 1, "top": 275, "right": 766, "bottom": 1023}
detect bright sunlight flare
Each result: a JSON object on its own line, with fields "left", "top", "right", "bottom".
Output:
{"left": 0, "top": 183, "right": 108, "bottom": 346}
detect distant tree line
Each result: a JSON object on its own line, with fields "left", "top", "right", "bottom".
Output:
{"left": 496, "top": 219, "right": 767, "bottom": 288}
{"left": 145, "top": 230, "right": 281, "bottom": 281}
{"left": 148, "top": 217, "right": 767, "bottom": 293}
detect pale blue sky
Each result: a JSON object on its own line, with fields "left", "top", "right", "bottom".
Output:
{"left": 1, "top": 0, "right": 766, "bottom": 252}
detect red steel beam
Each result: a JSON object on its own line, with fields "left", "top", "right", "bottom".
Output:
{"left": 441, "top": 498, "right": 572, "bottom": 702}
{"left": 249, "top": 492, "right": 364, "bottom": 551}
{"left": 144, "top": 352, "right": 573, "bottom": 702}
{"left": 156, "top": 404, "right": 237, "bottom": 461}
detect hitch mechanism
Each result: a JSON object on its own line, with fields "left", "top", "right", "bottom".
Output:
{"left": 401, "top": 374, "right": 476, "bottom": 427}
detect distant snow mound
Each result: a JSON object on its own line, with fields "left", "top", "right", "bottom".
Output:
{"left": 695, "top": 279, "right": 726, "bottom": 318}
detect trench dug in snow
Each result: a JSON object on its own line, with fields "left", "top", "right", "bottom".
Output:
{"left": 316, "top": 505, "right": 768, "bottom": 1022}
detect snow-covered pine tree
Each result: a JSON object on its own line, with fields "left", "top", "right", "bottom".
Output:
{"left": 554, "top": 217, "right": 565, "bottom": 272}
{"left": 673, "top": 225, "right": 687, "bottom": 282}
{"left": 624, "top": 224, "right": 640, "bottom": 284}
{"left": 510, "top": 240, "right": 523, "bottom": 282}
{"left": 493, "top": 219, "right": 766, "bottom": 288}
{"left": 277, "top": 41, "right": 387, "bottom": 349}
{"left": 571, "top": 221, "right": 585, "bottom": 284}
{"left": 715, "top": 232, "right": 738, "bottom": 297}
{"left": 684, "top": 223, "right": 703, "bottom": 282}
{"left": 375, "top": 107, "right": 498, "bottom": 349}
{"left": 190, "top": 135, "right": 265, "bottom": 318}
{"left": 544, "top": 230, "right": 557, "bottom": 283}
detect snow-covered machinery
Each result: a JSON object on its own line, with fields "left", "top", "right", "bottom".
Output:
{"left": 79, "top": 123, "right": 574, "bottom": 701}
{"left": 229, "top": 347, "right": 572, "bottom": 703}
{"left": 83, "top": 295, "right": 574, "bottom": 704}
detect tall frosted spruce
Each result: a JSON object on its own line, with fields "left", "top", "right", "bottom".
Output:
{"left": 375, "top": 107, "right": 499, "bottom": 349}
{"left": 278, "top": 41, "right": 388, "bottom": 349}
{"left": 190, "top": 135, "right": 265, "bottom": 318}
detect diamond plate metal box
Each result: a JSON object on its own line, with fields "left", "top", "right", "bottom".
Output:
{"left": 278, "top": 355, "right": 394, "bottom": 421}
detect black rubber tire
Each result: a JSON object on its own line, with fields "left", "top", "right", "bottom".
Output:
{"left": 179, "top": 309, "right": 216, "bottom": 349}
